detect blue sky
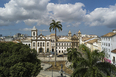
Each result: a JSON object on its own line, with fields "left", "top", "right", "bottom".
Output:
{"left": 0, "top": 0, "right": 116, "bottom": 37}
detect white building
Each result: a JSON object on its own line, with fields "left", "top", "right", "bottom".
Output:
{"left": 21, "top": 40, "right": 31, "bottom": 48}
{"left": 111, "top": 49, "right": 116, "bottom": 65}
{"left": 101, "top": 29, "right": 116, "bottom": 63}
{"left": 85, "top": 38, "right": 101, "bottom": 52}
{"left": 31, "top": 26, "right": 51, "bottom": 53}
{"left": 57, "top": 37, "right": 71, "bottom": 55}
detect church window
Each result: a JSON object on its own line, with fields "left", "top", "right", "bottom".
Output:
{"left": 29, "top": 44, "right": 30, "bottom": 47}
{"left": 33, "top": 42, "right": 35, "bottom": 47}
{"left": 38, "top": 42, "right": 39, "bottom": 47}
{"left": 40, "top": 42, "right": 42, "bottom": 46}
{"left": 33, "top": 32, "right": 35, "bottom": 36}
{"left": 47, "top": 42, "right": 49, "bottom": 46}
{"left": 43, "top": 42, "right": 44, "bottom": 47}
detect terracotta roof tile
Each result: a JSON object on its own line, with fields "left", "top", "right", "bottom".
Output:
{"left": 111, "top": 49, "right": 116, "bottom": 53}
{"left": 82, "top": 37, "right": 93, "bottom": 41}
{"left": 86, "top": 39, "right": 98, "bottom": 44}
{"left": 101, "top": 32, "right": 116, "bottom": 37}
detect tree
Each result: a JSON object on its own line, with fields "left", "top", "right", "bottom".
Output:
{"left": 67, "top": 48, "right": 82, "bottom": 62}
{"left": 0, "top": 42, "right": 42, "bottom": 77}
{"left": 68, "top": 44, "right": 116, "bottom": 77}
{"left": 49, "top": 19, "right": 62, "bottom": 66}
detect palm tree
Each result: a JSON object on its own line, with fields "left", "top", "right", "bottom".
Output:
{"left": 49, "top": 19, "right": 62, "bottom": 66}
{"left": 67, "top": 48, "right": 82, "bottom": 62}
{"left": 68, "top": 44, "right": 116, "bottom": 77}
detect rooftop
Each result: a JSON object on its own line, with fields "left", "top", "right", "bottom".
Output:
{"left": 82, "top": 37, "right": 93, "bottom": 41}
{"left": 86, "top": 39, "right": 98, "bottom": 44}
{"left": 111, "top": 49, "right": 116, "bottom": 53}
{"left": 101, "top": 32, "right": 116, "bottom": 37}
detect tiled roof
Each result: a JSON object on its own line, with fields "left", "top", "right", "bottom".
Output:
{"left": 101, "top": 32, "right": 116, "bottom": 37}
{"left": 86, "top": 39, "right": 98, "bottom": 44}
{"left": 111, "top": 49, "right": 116, "bottom": 53}
{"left": 82, "top": 37, "right": 93, "bottom": 41}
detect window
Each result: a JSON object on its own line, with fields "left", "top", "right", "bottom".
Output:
{"left": 43, "top": 42, "right": 44, "bottom": 47}
{"left": 33, "top": 32, "right": 35, "bottom": 36}
{"left": 40, "top": 42, "right": 42, "bottom": 46}
{"left": 33, "top": 42, "right": 35, "bottom": 47}
{"left": 47, "top": 42, "right": 49, "bottom": 46}
{"left": 62, "top": 43, "right": 63, "bottom": 46}
{"left": 38, "top": 42, "right": 39, "bottom": 47}
{"left": 29, "top": 44, "right": 30, "bottom": 47}
{"left": 59, "top": 51, "right": 60, "bottom": 53}
{"left": 47, "top": 48, "right": 49, "bottom": 52}
{"left": 62, "top": 51, "right": 63, "bottom": 53}
{"left": 109, "top": 43, "right": 110, "bottom": 46}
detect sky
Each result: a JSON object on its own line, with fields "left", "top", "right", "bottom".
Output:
{"left": 0, "top": 0, "right": 116, "bottom": 37}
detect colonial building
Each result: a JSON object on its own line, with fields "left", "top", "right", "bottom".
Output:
{"left": 57, "top": 37, "right": 71, "bottom": 55}
{"left": 22, "top": 26, "right": 81, "bottom": 54}
{"left": 101, "top": 29, "right": 116, "bottom": 63}
{"left": 31, "top": 26, "right": 51, "bottom": 53}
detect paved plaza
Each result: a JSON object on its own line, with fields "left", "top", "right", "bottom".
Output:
{"left": 36, "top": 63, "right": 70, "bottom": 77}
{"left": 36, "top": 56, "right": 70, "bottom": 77}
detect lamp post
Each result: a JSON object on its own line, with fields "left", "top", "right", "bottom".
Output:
{"left": 61, "top": 64, "right": 63, "bottom": 77}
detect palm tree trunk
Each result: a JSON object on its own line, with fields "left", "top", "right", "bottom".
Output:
{"left": 55, "top": 28, "right": 57, "bottom": 66}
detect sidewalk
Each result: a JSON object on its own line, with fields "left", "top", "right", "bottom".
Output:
{"left": 36, "top": 63, "right": 70, "bottom": 77}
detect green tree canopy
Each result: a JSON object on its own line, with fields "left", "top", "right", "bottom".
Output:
{"left": 0, "top": 42, "right": 42, "bottom": 77}
{"left": 67, "top": 44, "right": 116, "bottom": 77}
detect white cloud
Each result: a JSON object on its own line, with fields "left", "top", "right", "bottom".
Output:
{"left": 47, "top": 3, "right": 86, "bottom": 26}
{"left": 67, "top": 25, "right": 70, "bottom": 27}
{"left": 0, "top": 0, "right": 50, "bottom": 26}
{"left": 85, "top": 4, "right": 116, "bottom": 28}
{"left": 39, "top": 29, "right": 48, "bottom": 32}
{"left": 19, "top": 28, "right": 32, "bottom": 31}
{"left": 0, "top": 0, "right": 116, "bottom": 28}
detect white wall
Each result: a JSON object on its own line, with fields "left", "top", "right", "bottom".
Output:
{"left": 111, "top": 35, "right": 116, "bottom": 51}
{"left": 111, "top": 52, "right": 116, "bottom": 64}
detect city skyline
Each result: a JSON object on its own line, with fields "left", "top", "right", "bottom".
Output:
{"left": 0, "top": 0, "right": 116, "bottom": 36}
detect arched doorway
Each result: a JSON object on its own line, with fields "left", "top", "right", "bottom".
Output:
{"left": 39, "top": 48, "right": 43, "bottom": 53}
{"left": 52, "top": 48, "right": 54, "bottom": 52}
